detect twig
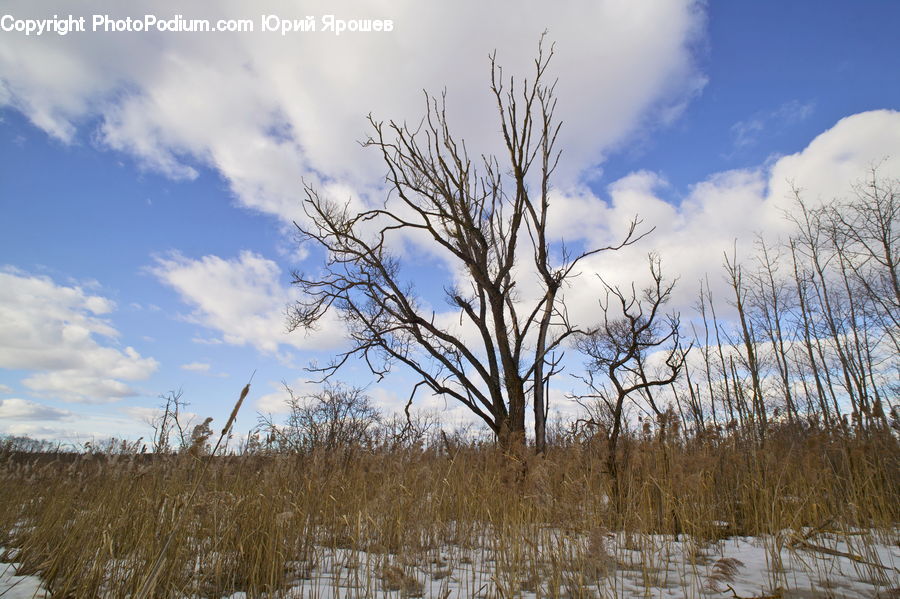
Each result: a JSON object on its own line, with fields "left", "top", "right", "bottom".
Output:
{"left": 724, "top": 584, "right": 781, "bottom": 599}
{"left": 0, "top": 565, "right": 27, "bottom": 598}
{"left": 789, "top": 537, "right": 900, "bottom": 573}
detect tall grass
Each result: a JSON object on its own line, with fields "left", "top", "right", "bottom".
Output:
{"left": 1, "top": 419, "right": 897, "bottom": 597}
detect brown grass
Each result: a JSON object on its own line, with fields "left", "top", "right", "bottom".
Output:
{"left": 0, "top": 422, "right": 897, "bottom": 598}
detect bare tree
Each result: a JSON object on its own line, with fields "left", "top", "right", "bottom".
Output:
{"left": 147, "top": 389, "right": 191, "bottom": 453}
{"left": 574, "top": 254, "right": 687, "bottom": 503}
{"left": 288, "top": 39, "right": 644, "bottom": 451}
{"left": 814, "top": 168, "right": 898, "bottom": 429}
{"left": 723, "top": 247, "right": 768, "bottom": 441}
{"left": 680, "top": 169, "right": 898, "bottom": 437}
{"left": 829, "top": 168, "right": 900, "bottom": 313}
{"left": 747, "top": 236, "right": 800, "bottom": 425}
{"left": 262, "top": 383, "right": 381, "bottom": 453}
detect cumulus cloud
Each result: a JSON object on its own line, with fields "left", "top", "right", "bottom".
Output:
{"left": 0, "top": 0, "right": 706, "bottom": 225}
{"left": 0, "top": 408, "right": 161, "bottom": 443}
{"left": 249, "top": 110, "right": 898, "bottom": 406}
{"left": 764, "top": 110, "right": 900, "bottom": 211}
{"left": 0, "top": 268, "right": 159, "bottom": 403}
{"left": 0, "top": 398, "right": 73, "bottom": 420}
{"left": 120, "top": 404, "right": 202, "bottom": 431}
{"left": 543, "top": 110, "right": 900, "bottom": 321}
{"left": 150, "top": 250, "right": 345, "bottom": 355}
{"left": 1, "top": 423, "right": 74, "bottom": 440}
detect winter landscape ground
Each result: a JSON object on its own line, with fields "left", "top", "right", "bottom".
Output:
{"left": 1, "top": 417, "right": 898, "bottom": 598}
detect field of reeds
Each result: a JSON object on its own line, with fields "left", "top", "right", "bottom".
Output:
{"left": 1, "top": 418, "right": 898, "bottom": 598}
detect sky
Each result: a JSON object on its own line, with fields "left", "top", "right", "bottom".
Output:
{"left": 1, "top": 1, "right": 898, "bottom": 446}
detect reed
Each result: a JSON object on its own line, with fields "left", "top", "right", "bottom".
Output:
{"left": 0, "top": 417, "right": 897, "bottom": 598}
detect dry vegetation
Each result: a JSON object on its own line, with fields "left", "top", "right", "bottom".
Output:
{"left": 1, "top": 418, "right": 898, "bottom": 597}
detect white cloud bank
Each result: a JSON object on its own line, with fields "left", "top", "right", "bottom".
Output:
{"left": 548, "top": 110, "right": 900, "bottom": 319}
{"left": 0, "top": 268, "right": 159, "bottom": 403}
{"left": 0, "top": 1, "right": 708, "bottom": 368}
{"left": 0, "top": 398, "right": 73, "bottom": 421}
{"left": 0, "top": 0, "right": 706, "bottom": 223}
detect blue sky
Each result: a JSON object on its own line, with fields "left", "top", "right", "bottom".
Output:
{"left": 1, "top": 1, "right": 898, "bottom": 445}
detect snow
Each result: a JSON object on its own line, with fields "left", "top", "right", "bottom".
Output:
{"left": 2, "top": 529, "right": 898, "bottom": 598}
{"left": 0, "top": 559, "right": 50, "bottom": 599}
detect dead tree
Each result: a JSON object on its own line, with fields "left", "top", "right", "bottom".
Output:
{"left": 574, "top": 254, "right": 687, "bottom": 504}
{"left": 288, "top": 40, "right": 645, "bottom": 451}
{"left": 147, "top": 389, "right": 191, "bottom": 453}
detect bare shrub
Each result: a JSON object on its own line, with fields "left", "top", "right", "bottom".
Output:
{"left": 264, "top": 382, "right": 381, "bottom": 453}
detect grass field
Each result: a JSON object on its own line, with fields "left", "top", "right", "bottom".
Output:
{"left": 1, "top": 419, "right": 898, "bottom": 598}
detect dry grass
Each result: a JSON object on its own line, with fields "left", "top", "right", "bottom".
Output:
{"left": 0, "top": 422, "right": 897, "bottom": 598}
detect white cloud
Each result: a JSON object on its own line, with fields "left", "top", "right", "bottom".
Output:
{"left": 1, "top": 423, "right": 75, "bottom": 441}
{"left": 120, "top": 404, "right": 201, "bottom": 431}
{"left": 0, "top": 268, "right": 159, "bottom": 403}
{"left": 150, "top": 250, "right": 345, "bottom": 355}
{"left": 121, "top": 405, "right": 163, "bottom": 424}
{"left": 0, "top": 0, "right": 706, "bottom": 224}
{"left": 255, "top": 378, "right": 321, "bottom": 415}
{"left": 0, "top": 398, "right": 73, "bottom": 420}
{"left": 730, "top": 119, "right": 765, "bottom": 151}
{"left": 0, "top": 383, "right": 13, "bottom": 394}
{"left": 765, "top": 110, "right": 900, "bottom": 212}
{"left": 24, "top": 371, "right": 135, "bottom": 401}
{"left": 0, "top": 409, "right": 159, "bottom": 444}
{"left": 545, "top": 110, "right": 900, "bottom": 320}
